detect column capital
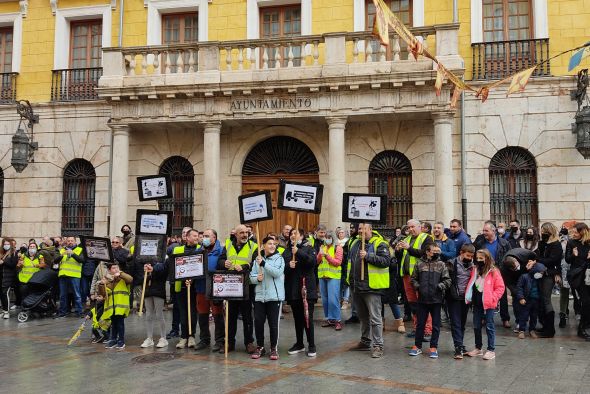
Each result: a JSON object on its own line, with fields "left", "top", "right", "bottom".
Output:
{"left": 108, "top": 123, "right": 130, "bottom": 136}
{"left": 431, "top": 111, "right": 455, "bottom": 125}
{"left": 326, "top": 115, "right": 348, "bottom": 128}
{"left": 201, "top": 120, "right": 222, "bottom": 133}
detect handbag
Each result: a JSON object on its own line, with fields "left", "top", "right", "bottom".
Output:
{"left": 567, "top": 265, "right": 586, "bottom": 289}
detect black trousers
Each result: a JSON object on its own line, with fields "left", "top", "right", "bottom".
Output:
{"left": 499, "top": 289, "right": 510, "bottom": 322}
{"left": 290, "top": 299, "right": 315, "bottom": 347}
{"left": 228, "top": 299, "right": 254, "bottom": 347}
{"left": 254, "top": 301, "right": 281, "bottom": 349}
{"left": 415, "top": 303, "right": 442, "bottom": 349}
{"left": 177, "top": 286, "right": 197, "bottom": 339}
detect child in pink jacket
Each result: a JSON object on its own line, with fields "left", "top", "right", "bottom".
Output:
{"left": 464, "top": 249, "right": 505, "bottom": 361}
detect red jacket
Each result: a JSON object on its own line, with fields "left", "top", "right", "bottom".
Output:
{"left": 465, "top": 266, "right": 505, "bottom": 310}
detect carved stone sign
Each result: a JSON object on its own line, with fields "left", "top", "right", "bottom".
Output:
{"left": 229, "top": 97, "right": 313, "bottom": 112}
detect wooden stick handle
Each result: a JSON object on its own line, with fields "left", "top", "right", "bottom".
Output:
{"left": 361, "top": 230, "right": 365, "bottom": 281}
{"left": 224, "top": 300, "right": 229, "bottom": 359}
{"left": 256, "top": 222, "right": 262, "bottom": 258}
{"left": 187, "top": 283, "right": 192, "bottom": 336}
{"left": 137, "top": 270, "right": 148, "bottom": 316}
{"left": 291, "top": 214, "right": 300, "bottom": 264}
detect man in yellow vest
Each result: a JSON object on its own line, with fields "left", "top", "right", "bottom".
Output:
{"left": 346, "top": 223, "right": 390, "bottom": 358}
{"left": 395, "top": 219, "right": 435, "bottom": 339}
{"left": 57, "top": 236, "right": 85, "bottom": 318}
{"left": 218, "top": 224, "right": 257, "bottom": 354}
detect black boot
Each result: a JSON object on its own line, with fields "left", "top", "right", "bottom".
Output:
{"left": 577, "top": 322, "right": 590, "bottom": 339}
{"left": 538, "top": 311, "right": 556, "bottom": 338}
{"left": 559, "top": 313, "right": 567, "bottom": 328}
{"left": 195, "top": 313, "right": 211, "bottom": 350}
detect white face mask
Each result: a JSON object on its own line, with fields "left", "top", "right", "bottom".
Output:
{"left": 324, "top": 239, "right": 333, "bottom": 246}
{"left": 533, "top": 272, "right": 543, "bottom": 279}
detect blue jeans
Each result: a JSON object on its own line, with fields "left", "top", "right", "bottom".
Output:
{"left": 341, "top": 284, "right": 350, "bottom": 302}
{"left": 59, "top": 276, "right": 82, "bottom": 315}
{"left": 473, "top": 305, "right": 496, "bottom": 351}
{"left": 448, "top": 299, "right": 470, "bottom": 348}
{"left": 319, "top": 278, "right": 341, "bottom": 321}
{"left": 80, "top": 276, "right": 92, "bottom": 305}
{"left": 111, "top": 315, "right": 125, "bottom": 346}
{"left": 517, "top": 298, "right": 539, "bottom": 332}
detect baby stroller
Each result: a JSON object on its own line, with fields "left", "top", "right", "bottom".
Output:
{"left": 17, "top": 269, "right": 58, "bottom": 323}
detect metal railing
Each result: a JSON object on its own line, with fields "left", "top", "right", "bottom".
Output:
{"left": 471, "top": 38, "right": 550, "bottom": 80}
{"left": 51, "top": 67, "right": 103, "bottom": 101}
{"left": 0, "top": 72, "right": 17, "bottom": 104}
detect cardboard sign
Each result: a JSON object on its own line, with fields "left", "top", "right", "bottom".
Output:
{"left": 133, "top": 234, "right": 167, "bottom": 264}
{"left": 137, "top": 174, "right": 173, "bottom": 201}
{"left": 207, "top": 271, "right": 249, "bottom": 300}
{"left": 174, "top": 252, "right": 207, "bottom": 280}
{"left": 238, "top": 191, "right": 273, "bottom": 224}
{"left": 278, "top": 180, "right": 323, "bottom": 214}
{"left": 341, "top": 193, "right": 387, "bottom": 224}
{"left": 80, "top": 236, "right": 113, "bottom": 262}
{"left": 135, "top": 209, "right": 173, "bottom": 236}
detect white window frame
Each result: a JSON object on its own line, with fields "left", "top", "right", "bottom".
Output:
{"left": 53, "top": 5, "right": 112, "bottom": 70}
{"left": 247, "top": 0, "right": 312, "bottom": 40}
{"left": 353, "top": 0, "right": 424, "bottom": 31}
{"left": 146, "top": 0, "right": 208, "bottom": 45}
{"left": 0, "top": 13, "right": 22, "bottom": 73}
{"left": 471, "top": 0, "right": 548, "bottom": 43}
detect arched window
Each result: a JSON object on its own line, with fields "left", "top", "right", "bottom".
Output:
{"left": 489, "top": 146, "right": 538, "bottom": 227}
{"left": 62, "top": 159, "right": 96, "bottom": 236}
{"left": 159, "top": 156, "right": 194, "bottom": 235}
{"left": 242, "top": 136, "right": 319, "bottom": 175}
{"left": 369, "top": 150, "right": 412, "bottom": 236}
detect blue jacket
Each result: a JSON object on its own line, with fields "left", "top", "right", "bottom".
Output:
{"left": 516, "top": 263, "right": 546, "bottom": 301}
{"left": 250, "top": 252, "right": 285, "bottom": 302}
{"left": 195, "top": 240, "right": 223, "bottom": 294}
{"left": 434, "top": 235, "right": 456, "bottom": 262}
{"left": 446, "top": 229, "right": 471, "bottom": 257}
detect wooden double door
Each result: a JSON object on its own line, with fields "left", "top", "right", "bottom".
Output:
{"left": 242, "top": 174, "right": 320, "bottom": 238}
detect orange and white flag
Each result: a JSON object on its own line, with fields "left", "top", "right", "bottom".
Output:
{"left": 506, "top": 66, "right": 536, "bottom": 97}
{"left": 434, "top": 64, "right": 444, "bottom": 96}
{"left": 450, "top": 86, "right": 462, "bottom": 109}
{"left": 371, "top": 0, "right": 389, "bottom": 46}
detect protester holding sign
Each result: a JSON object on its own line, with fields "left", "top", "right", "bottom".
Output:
{"left": 283, "top": 228, "right": 318, "bottom": 357}
{"left": 140, "top": 258, "right": 169, "bottom": 349}
{"left": 195, "top": 229, "right": 226, "bottom": 352}
{"left": 218, "top": 224, "right": 257, "bottom": 354}
{"left": 170, "top": 229, "right": 200, "bottom": 349}
{"left": 347, "top": 223, "right": 390, "bottom": 358}
{"left": 317, "top": 230, "right": 344, "bottom": 331}
{"left": 250, "top": 236, "right": 286, "bottom": 361}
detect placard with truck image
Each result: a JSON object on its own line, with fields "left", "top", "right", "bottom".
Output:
{"left": 278, "top": 180, "right": 323, "bottom": 214}
{"left": 341, "top": 193, "right": 387, "bottom": 224}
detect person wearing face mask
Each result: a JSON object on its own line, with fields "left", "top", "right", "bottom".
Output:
{"left": 194, "top": 229, "right": 225, "bottom": 352}
{"left": 535, "top": 222, "right": 563, "bottom": 338}
{"left": 344, "top": 223, "right": 361, "bottom": 324}
{"left": 497, "top": 223, "right": 508, "bottom": 239}
{"left": 515, "top": 260, "right": 547, "bottom": 339}
{"left": 121, "top": 225, "right": 134, "bottom": 249}
{"left": 507, "top": 220, "right": 524, "bottom": 248}
{"left": 283, "top": 228, "right": 317, "bottom": 357}
{"left": 565, "top": 222, "right": 590, "bottom": 340}
{"left": 1, "top": 238, "right": 19, "bottom": 318}
{"left": 317, "top": 230, "right": 344, "bottom": 331}
{"left": 558, "top": 221, "right": 576, "bottom": 328}
{"left": 57, "top": 237, "right": 85, "bottom": 318}
{"left": 501, "top": 248, "right": 537, "bottom": 333}
{"left": 465, "top": 249, "right": 505, "bottom": 361}
{"left": 445, "top": 244, "right": 476, "bottom": 359}
{"left": 17, "top": 242, "right": 41, "bottom": 300}
{"left": 408, "top": 245, "right": 451, "bottom": 359}
{"left": 519, "top": 226, "right": 540, "bottom": 255}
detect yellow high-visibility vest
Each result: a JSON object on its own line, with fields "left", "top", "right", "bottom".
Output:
{"left": 347, "top": 235, "right": 390, "bottom": 290}
{"left": 318, "top": 244, "right": 341, "bottom": 279}
{"left": 18, "top": 256, "right": 40, "bottom": 283}
{"left": 101, "top": 279, "right": 131, "bottom": 319}
{"left": 400, "top": 233, "right": 428, "bottom": 276}
{"left": 59, "top": 246, "right": 83, "bottom": 278}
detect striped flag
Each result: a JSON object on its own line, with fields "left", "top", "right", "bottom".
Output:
{"left": 506, "top": 66, "right": 536, "bottom": 97}
{"left": 568, "top": 44, "right": 590, "bottom": 72}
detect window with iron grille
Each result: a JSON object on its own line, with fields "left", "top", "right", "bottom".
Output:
{"left": 62, "top": 159, "right": 96, "bottom": 236}
{"left": 158, "top": 156, "right": 194, "bottom": 235}
{"left": 369, "top": 150, "right": 412, "bottom": 237}
{"left": 489, "top": 146, "right": 538, "bottom": 228}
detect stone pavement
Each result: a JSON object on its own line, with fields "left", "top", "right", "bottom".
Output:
{"left": 0, "top": 301, "right": 589, "bottom": 394}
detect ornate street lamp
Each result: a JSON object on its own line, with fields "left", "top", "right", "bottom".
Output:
{"left": 572, "top": 69, "right": 590, "bottom": 159}
{"left": 11, "top": 100, "right": 39, "bottom": 173}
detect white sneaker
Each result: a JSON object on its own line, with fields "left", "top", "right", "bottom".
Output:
{"left": 188, "top": 336, "right": 196, "bottom": 348}
{"left": 156, "top": 338, "right": 169, "bottom": 348}
{"left": 176, "top": 338, "right": 187, "bottom": 349}
{"left": 2, "top": 311, "right": 8, "bottom": 319}
{"left": 482, "top": 351, "right": 496, "bottom": 360}
{"left": 10, "top": 305, "right": 17, "bottom": 311}
{"left": 141, "top": 338, "right": 154, "bottom": 348}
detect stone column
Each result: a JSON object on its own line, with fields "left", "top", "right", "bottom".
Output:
{"left": 202, "top": 121, "right": 222, "bottom": 232}
{"left": 109, "top": 124, "right": 130, "bottom": 236}
{"left": 432, "top": 111, "right": 455, "bottom": 224}
{"left": 327, "top": 116, "right": 347, "bottom": 230}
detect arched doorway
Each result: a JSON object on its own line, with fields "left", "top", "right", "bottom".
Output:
{"left": 242, "top": 136, "right": 320, "bottom": 237}
{"left": 159, "top": 156, "right": 195, "bottom": 235}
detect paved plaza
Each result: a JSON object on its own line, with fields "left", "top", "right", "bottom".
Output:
{"left": 0, "top": 300, "right": 588, "bottom": 394}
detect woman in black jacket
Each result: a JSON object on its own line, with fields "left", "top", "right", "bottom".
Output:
{"left": 140, "top": 258, "right": 169, "bottom": 348}
{"left": 283, "top": 228, "right": 317, "bottom": 357}
{"left": 537, "top": 222, "right": 563, "bottom": 338}
{"left": 0, "top": 237, "right": 19, "bottom": 318}
{"left": 565, "top": 222, "right": 590, "bottom": 339}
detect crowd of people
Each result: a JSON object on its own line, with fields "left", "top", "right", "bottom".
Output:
{"left": 1, "top": 217, "right": 588, "bottom": 360}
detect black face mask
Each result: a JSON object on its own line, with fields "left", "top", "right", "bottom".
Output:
{"left": 476, "top": 260, "right": 485, "bottom": 267}
{"left": 430, "top": 253, "right": 440, "bottom": 261}
{"left": 525, "top": 234, "right": 534, "bottom": 241}
{"left": 541, "top": 233, "right": 550, "bottom": 242}
{"left": 510, "top": 226, "right": 518, "bottom": 233}
{"left": 122, "top": 230, "right": 130, "bottom": 236}
{"left": 462, "top": 258, "right": 472, "bottom": 266}
{"left": 560, "top": 228, "right": 569, "bottom": 236}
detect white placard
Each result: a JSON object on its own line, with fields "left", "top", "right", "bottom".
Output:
{"left": 140, "top": 239, "right": 159, "bottom": 256}
{"left": 85, "top": 239, "right": 110, "bottom": 261}
{"left": 242, "top": 194, "right": 269, "bottom": 222}
{"left": 282, "top": 183, "right": 318, "bottom": 210}
{"left": 141, "top": 177, "right": 168, "bottom": 199}
{"left": 348, "top": 195, "right": 382, "bottom": 220}
{"left": 212, "top": 273, "right": 244, "bottom": 298}
{"left": 175, "top": 254, "right": 204, "bottom": 279}
{"left": 139, "top": 213, "right": 169, "bottom": 235}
